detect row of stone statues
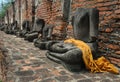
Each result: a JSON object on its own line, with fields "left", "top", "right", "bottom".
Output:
{"left": 0, "top": 8, "right": 99, "bottom": 73}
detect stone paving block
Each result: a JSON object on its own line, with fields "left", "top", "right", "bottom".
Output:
{"left": 15, "top": 70, "right": 34, "bottom": 76}
{"left": 40, "top": 78, "right": 57, "bottom": 82}
{"left": 59, "top": 70, "right": 69, "bottom": 75}
{"left": 19, "top": 76, "right": 37, "bottom": 82}
{"left": 77, "top": 79, "right": 93, "bottom": 82}
{"left": 105, "top": 73, "right": 120, "bottom": 79}
{"left": 55, "top": 75, "right": 73, "bottom": 82}
{"left": 101, "top": 79, "right": 112, "bottom": 82}
{"left": 35, "top": 68, "right": 54, "bottom": 79}
{"left": 113, "top": 79, "right": 120, "bottom": 82}
{"left": 71, "top": 74, "right": 86, "bottom": 80}
{"left": 12, "top": 55, "right": 23, "bottom": 60}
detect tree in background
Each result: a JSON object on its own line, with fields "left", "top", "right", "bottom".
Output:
{"left": 0, "top": 0, "right": 14, "bottom": 19}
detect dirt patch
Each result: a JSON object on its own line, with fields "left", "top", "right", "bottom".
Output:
{"left": 0, "top": 42, "right": 8, "bottom": 82}
{"left": 0, "top": 50, "right": 7, "bottom": 82}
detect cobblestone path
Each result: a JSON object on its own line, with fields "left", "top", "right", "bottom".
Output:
{"left": 0, "top": 31, "right": 120, "bottom": 82}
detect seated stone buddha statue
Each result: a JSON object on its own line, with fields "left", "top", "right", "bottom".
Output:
{"left": 45, "top": 40, "right": 97, "bottom": 72}
{"left": 24, "top": 18, "right": 45, "bottom": 42}
{"left": 45, "top": 8, "right": 99, "bottom": 72}
{"left": 45, "top": 8, "right": 119, "bottom": 74}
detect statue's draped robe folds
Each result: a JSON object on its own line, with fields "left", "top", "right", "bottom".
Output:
{"left": 64, "top": 38, "right": 119, "bottom": 74}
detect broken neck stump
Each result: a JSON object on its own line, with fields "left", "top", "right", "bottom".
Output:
{"left": 72, "top": 8, "right": 99, "bottom": 43}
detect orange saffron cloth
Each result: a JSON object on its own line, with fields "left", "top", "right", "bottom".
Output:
{"left": 64, "top": 38, "right": 119, "bottom": 74}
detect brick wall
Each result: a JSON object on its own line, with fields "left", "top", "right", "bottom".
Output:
{"left": 36, "top": 0, "right": 66, "bottom": 39}
{"left": 20, "top": 0, "right": 32, "bottom": 27}
{"left": 36, "top": 0, "right": 62, "bottom": 23}
{"left": 13, "top": 0, "right": 32, "bottom": 29}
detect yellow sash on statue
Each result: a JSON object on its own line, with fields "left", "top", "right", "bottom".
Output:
{"left": 64, "top": 38, "right": 119, "bottom": 74}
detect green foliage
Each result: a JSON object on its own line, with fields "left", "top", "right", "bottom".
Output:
{"left": 0, "top": 2, "right": 12, "bottom": 19}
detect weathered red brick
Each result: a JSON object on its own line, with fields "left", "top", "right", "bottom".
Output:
{"left": 96, "top": 0, "right": 104, "bottom": 2}
{"left": 115, "top": 9, "right": 120, "bottom": 14}
{"left": 105, "top": 28, "right": 113, "bottom": 33}
{"left": 111, "top": 23, "right": 120, "bottom": 28}
{"left": 100, "top": 20, "right": 110, "bottom": 25}
{"left": 98, "top": 42, "right": 106, "bottom": 48}
{"left": 115, "top": 51, "right": 120, "bottom": 55}
{"left": 67, "top": 25, "right": 73, "bottom": 29}
{"left": 95, "top": 3, "right": 104, "bottom": 7}
{"left": 103, "top": 1, "right": 118, "bottom": 6}
{"left": 110, "top": 60, "right": 118, "bottom": 65}
{"left": 97, "top": 0, "right": 110, "bottom": 3}
{"left": 99, "top": 11, "right": 112, "bottom": 16}
{"left": 75, "top": 0, "right": 86, "bottom": 2}
{"left": 108, "top": 57, "right": 120, "bottom": 63}
{"left": 98, "top": 7, "right": 110, "bottom": 11}
{"left": 106, "top": 44, "right": 120, "bottom": 50}
{"left": 98, "top": 35, "right": 109, "bottom": 42}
